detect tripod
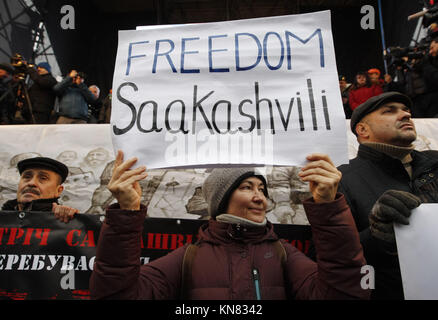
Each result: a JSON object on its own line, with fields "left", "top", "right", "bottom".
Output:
{"left": 0, "top": 76, "right": 35, "bottom": 124}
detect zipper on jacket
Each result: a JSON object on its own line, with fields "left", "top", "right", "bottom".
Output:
{"left": 252, "top": 268, "right": 261, "bottom": 300}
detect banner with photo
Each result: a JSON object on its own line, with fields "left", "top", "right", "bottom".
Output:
{"left": 111, "top": 10, "right": 349, "bottom": 169}
{"left": 0, "top": 211, "right": 311, "bottom": 300}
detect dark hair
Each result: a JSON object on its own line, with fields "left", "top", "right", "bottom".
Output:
{"left": 352, "top": 71, "right": 372, "bottom": 89}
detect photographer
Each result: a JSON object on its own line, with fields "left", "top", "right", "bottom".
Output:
{"left": 0, "top": 62, "right": 15, "bottom": 124}
{"left": 385, "top": 38, "right": 438, "bottom": 118}
{"left": 408, "top": 37, "right": 438, "bottom": 118}
{"left": 6, "top": 53, "right": 35, "bottom": 124}
{"left": 348, "top": 71, "right": 383, "bottom": 111}
{"left": 54, "top": 70, "right": 97, "bottom": 124}
{"left": 27, "top": 62, "right": 57, "bottom": 124}
{"left": 87, "top": 84, "right": 102, "bottom": 123}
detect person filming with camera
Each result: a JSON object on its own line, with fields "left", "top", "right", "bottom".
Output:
{"left": 385, "top": 35, "right": 438, "bottom": 118}
{"left": 54, "top": 69, "right": 96, "bottom": 124}
{"left": 0, "top": 62, "right": 15, "bottom": 124}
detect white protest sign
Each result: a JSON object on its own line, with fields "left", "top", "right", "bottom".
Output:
{"left": 394, "top": 204, "right": 438, "bottom": 300}
{"left": 111, "top": 10, "right": 348, "bottom": 169}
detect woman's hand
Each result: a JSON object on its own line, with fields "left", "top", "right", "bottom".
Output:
{"left": 52, "top": 203, "right": 79, "bottom": 223}
{"left": 298, "top": 153, "right": 342, "bottom": 203}
{"left": 107, "top": 150, "right": 148, "bottom": 211}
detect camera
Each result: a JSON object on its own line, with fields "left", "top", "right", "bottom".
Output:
{"left": 71, "top": 71, "right": 86, "bottom": 84}
{"left": 10, "top": 53, "right": 34, "bottom": 80}
{"left": 423, "top": 3, "right": 438, "bottom": 28}
{"left": 385, "top": 45, "right": 429, "bottom": 69}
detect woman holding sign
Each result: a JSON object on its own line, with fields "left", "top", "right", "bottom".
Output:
{"left": 90, "top": 150, "right": 369, "bottom": 300}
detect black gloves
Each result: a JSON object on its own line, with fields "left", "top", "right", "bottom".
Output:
{"left": 369, "top": 190, "right": 421, "bottom": 244}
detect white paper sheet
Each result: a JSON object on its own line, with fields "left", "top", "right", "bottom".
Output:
{"left": 112, "top": 10, "right": 350, "bottom": 169}
{"left": 394, "top": 204, "right": 438, "bottom": 300}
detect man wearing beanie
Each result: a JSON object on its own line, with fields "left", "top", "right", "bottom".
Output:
{"left": 90, "top": 150, "right": 369, "bottom": 300}
{"left": 54, "top": 70, "right": 96, "bottom": 124}
{"left": 27, "top": 61, "right": 57, "bottom": 124}
{"left": 338, "top": 92, "right": 438, "bottom": 299}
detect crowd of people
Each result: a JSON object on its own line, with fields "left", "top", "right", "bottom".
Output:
{"left": 0, "top": 30, "right": 438, "bottom": 302}
{"left": 0, "top": 57, "right": 112, "bottom": 125}
{"left": 339, "top": 35, "right": 438, "bottom": 119}
{"left": 2, "top": 34, "right": 438, "bottom": 126}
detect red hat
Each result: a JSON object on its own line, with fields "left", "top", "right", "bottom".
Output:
{"left": 368, "top": 68, "right": 381, "bottom": 76}
{"left": 17, "top": 157, "right": 69, "bottom": 183}
{"left": 351, "top": 92, "right": 413, "bottom": 135}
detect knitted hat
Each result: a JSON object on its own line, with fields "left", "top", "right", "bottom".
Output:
{"left": 37, "top": 62, "right": 51, "bottom": 73}
{"left": 350, "top": 92, "right": 413, "bottom": 136}
{"left": 202, "top": 167, "right": 268, "bottom": 218}
{"left": 17, "top": 157, "right": 68, "bottom": 183}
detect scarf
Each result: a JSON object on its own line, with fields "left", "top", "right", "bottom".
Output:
{"left": 362, "top": 142, "right": 415, "bottom": 178}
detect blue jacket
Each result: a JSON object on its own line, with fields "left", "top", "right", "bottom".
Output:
{"left": 54, "top": 76, "right": 96, "bottom": 120}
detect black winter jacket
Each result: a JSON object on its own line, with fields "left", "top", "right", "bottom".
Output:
{"left": 338, "top": 144, "right": 438, "bottom": 300}
{"left": 90, "top": 195, "right": 369, "bottom": 300}
{"left": 1, "top": 197, "right": 59, "bottom": 212}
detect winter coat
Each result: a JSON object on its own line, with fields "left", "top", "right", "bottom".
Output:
{"left": 53, "top": 76, "right": 96, "bottom": 121}
{"left": 27, "top": 68, "right": 57, "bottom": 119}
{"left": 338, "top": 144, "right": 438, "bottom": 299}
{"left": 414, "top": 55, "right": 438, "bottom": 117}
{"left": 90, "top": 194, "right": 369, "bottom": 300}
{"left": 348, "top": 85, "right": 383, "bottom": 110}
